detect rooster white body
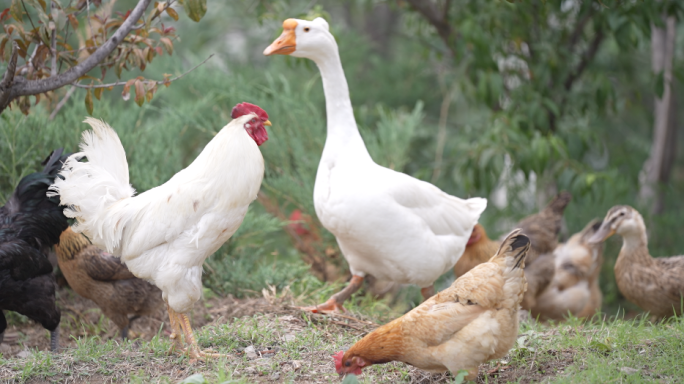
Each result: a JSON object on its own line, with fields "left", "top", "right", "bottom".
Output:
{"left": 50, "top": 116, "right": 264, "bottom": 313}
{"left": 267, "top": 18, "right": 487, "bottom": 289}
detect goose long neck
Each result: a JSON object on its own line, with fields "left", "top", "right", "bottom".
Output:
{"left": 313, "top": 50, "right": 371, "bottom": 160}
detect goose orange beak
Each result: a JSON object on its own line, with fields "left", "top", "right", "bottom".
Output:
{"left": 264, "top": 19, "right": 297, "bottom": 56}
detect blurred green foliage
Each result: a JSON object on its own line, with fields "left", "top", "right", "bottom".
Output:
{"left": 0, "top": 0, "right": 683, "bottom": 314}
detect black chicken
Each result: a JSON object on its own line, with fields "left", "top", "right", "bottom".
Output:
{"left": 0, "top": 149, "right": 70, "bottom": 351}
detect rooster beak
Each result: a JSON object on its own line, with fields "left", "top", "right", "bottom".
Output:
{"left": 264, "top": 19, "right": 297, "bottom": 56}
{"left": 264, "top": 120, "right": 272, "bottom": 127}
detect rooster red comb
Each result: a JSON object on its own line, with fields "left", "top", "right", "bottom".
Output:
{"left": 332, "top": 351, "right": 344, "bottom": 372}
{"left": 231, "top": 102, "right": 269, "bottom": 122}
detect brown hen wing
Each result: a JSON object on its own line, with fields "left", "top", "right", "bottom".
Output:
{"left": 515, "top": 191, "right": 572, "bottom": 263}
{"left": 76, "top": 245, "right": 137, "bottom": 282}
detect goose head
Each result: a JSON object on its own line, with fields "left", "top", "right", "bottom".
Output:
{"left": 263, "top": 18, "right": 337, "bottom": 61}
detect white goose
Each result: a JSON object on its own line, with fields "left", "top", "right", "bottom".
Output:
{"left": 264, "top": 18, "right": 487, "bottom": 312}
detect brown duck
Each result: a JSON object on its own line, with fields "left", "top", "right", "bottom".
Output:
{"left": 590, "top": 205, "right": 684, "bottom": 320}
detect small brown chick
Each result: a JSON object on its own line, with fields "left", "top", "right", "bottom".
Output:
{"left": 590, "top": 205, "right": 684, "bottom": 320}
{"left": 54, "top": 228, "right": 163, "bottom": 339}
{"left": 532, "top": 220, "right": 604, "bottom": 321}
{"left": 335, "top": 230, "right": 530, "bottom": 381}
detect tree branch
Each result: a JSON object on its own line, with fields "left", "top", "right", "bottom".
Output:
{"left": 564, "top": 27, "right": 604, "bottom": 91}
{"left": 48, "top": 85, "right": 76, "bottom": 120}
{"left": 0, "top": 0, "right": 153, "bottom": 112}
{"left": 50, "top": 1, "right": 57, "bottom": 77}
{"left": 567, "top": 6, "right": 595, "bottom": 52}
{"left": 133, "top": 0, "right": 176, "bottom": 30}
{"left": 71, "top": 53, "right": 214, "bottom": 89}
{"left": 403, "top": 0, "right": 457, "bottom": 54}
{"left": 0, "top": 43, "right": 19, "bottom": 110}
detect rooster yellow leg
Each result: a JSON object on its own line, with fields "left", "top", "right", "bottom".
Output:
{"left": 167, "top": 303, "right": 184, "bottom": 354}
{"left": 298, "top": 275, "right": 364, "bottom": 313}
{"left": 178, "top": 312, "right": 226, "bottom": 360}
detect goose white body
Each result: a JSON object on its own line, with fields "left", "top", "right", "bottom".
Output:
{"left": 281, "top": 18, "right": 487, "bottom": 288}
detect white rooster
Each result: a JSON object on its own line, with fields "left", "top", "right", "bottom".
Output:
{"left": 264, "top": 19, "right": 487, "bottom": 312}
{"left": 49, "top": 103, "right": 271, "bottom": 358}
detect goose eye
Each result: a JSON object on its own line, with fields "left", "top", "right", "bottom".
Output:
{"left": 304, "top": 27, "right": 310, "bottom": 32}
{"left": 619, "top": 212, "right": 625, "bottom": 216}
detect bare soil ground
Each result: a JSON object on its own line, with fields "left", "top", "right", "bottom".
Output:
{"left": 1, "top": 287, "right": 576, "bottom": 383}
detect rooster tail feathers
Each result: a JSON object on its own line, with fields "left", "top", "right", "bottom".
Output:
{"left": 494, "top": 229, "right": 530, "bottom": 269}
{"left": 80, "top": 117, "right": 131, "bottom": 185}
{"left": 48, "top": 118, "right": 135, "bottom": 254}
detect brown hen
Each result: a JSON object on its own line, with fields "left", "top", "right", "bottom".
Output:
{"left": 55, "top": 228, "right": 163, "bottom": 339}
{"left": 335, "top": 230, "right": 530, "bottom": 381}
{"left": 532, "top": 219, "right": 604, "bottom": 320}
{"left": 456, "top": 192, "right": 572, "bottom": 311}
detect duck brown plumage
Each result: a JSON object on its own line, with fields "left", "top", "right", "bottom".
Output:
{"left": 590, "top": 205, "right": 684, "bottom": 320}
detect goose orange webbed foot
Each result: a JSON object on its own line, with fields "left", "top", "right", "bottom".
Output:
{"left": 297, "top": 297, "right": 347, "bottom": 314}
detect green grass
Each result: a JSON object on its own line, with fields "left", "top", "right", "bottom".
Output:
{"left": 3, "top": 297, "right": 684, "bottom": 383}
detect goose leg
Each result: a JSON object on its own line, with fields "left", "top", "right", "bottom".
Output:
{"left": 298, "top": 275, "right": 364, "bottom": 313}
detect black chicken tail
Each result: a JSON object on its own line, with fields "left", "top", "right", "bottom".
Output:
{"left": 41, "top": 148, "right": 69, "bottom": 178}
{"left": 3, "top": 149, "right": 71, "bottom": 249}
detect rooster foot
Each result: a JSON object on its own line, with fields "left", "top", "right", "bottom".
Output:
{"left": 187, "top": 347, "right": 231, "bottom": 363}
{"left": 297, "top": 297, "right": 347, "bottom": 314}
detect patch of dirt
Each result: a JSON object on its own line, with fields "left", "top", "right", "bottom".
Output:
{"left": 0, "top": 286, "right": 309, "bottom": 356}
{"left": 478, "top": 349, "right": 576, "bottom": 384}
{"left": 1, "top": 286, "right": 575, "bottom": 384}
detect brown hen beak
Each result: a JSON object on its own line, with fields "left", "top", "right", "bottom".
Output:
{"left": 587, "top": 222, "right": 615, "bottom": 244}
{"left": 264, "top": 19, "right": 297, "bottom": 56}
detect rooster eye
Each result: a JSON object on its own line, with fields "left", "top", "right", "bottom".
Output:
{"left": 304, "top": 27, "right": 310, "bottom": 32}
{"left": 345, "top": 361, "right": 351, "bottom": 367}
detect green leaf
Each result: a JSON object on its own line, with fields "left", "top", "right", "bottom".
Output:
{"left": 182, "top": 0, "right": 206, "bottom": 22}
{"left": 166, "top": 7, "right": 179, "bottom": 21}
{"left": 589, "top": 340, "right": 612, "bottom": 352}
{"left": 85, "top": 88, "right": 93, "bottom": 115}
{"left": 614, "top": 22, "right": 635, "bottom": 51}
{"left": 179, "top": 374, "right": 207, "bottom": 384}
{"left": 10, "top": 0, "right": 24, "bottom": 21}
{"left": 453, "top": 370, "right": 469, "bottom": 384}
{"left": 341, "top": 374, "right": 359, "bottom": 384}
{"left": 134, "top": 80, "right": 145, "bottom": 107}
